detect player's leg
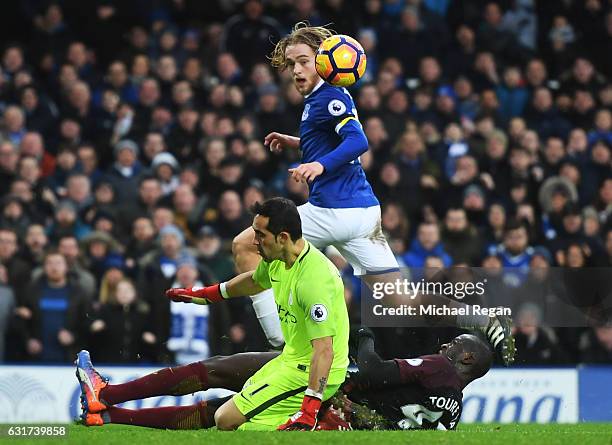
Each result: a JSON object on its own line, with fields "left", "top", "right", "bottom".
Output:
{"left": 214, "top": 398, "right": 248, "bottom": 430}
{"left": 232, "top": 227, "right": 284, "bottom": 347}
{"left": 76, "top": 350, "right": 278, "bottom": 411}
{"left": 221, "top": 355, "right": 340, "bottom": 431}
{"left": 88, "top": 397, "right": 229, "bottom": 429}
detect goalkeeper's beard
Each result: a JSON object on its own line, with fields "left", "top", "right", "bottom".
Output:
{"left": 258, "top": 247, "right": 272, "bottom": 263}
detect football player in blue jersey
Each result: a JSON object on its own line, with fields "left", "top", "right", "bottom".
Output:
{"left": 216, "top": 23, "right": 514, "bottom": 365}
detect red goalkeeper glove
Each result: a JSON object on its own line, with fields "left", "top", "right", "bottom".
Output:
{"left": 278, "top": 393, "right": 322, "bottom": 431}
{"left": 165, "top": 284, "right": 225, "bottom": 305}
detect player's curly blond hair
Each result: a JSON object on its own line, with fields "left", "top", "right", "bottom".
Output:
{"left": 269, "top": 22, "right": 334, "bottom": 70}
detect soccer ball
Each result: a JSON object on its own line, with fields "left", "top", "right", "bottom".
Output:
{"left": 315, "top": 34, "right": 367, "bottom": 87}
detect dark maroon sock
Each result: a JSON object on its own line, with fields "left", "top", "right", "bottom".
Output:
{"left": 104, "top": 401, "right": 214, "bottom": 429}
{"left": 100, "top": 362, "right": 209, "bottom": 406}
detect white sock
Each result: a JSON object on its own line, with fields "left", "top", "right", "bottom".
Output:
{"left": 251, "top": 289, "right": 284, "bottom": 347}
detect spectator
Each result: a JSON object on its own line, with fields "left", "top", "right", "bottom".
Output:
{"left": 488, "top": 219, "right": 533, "bottom": 287}
{"left": 481, "top": 203, "right": 507, "bottom": 247}
{"left": 213, "top": 190, "right": 250, "bottom": 241}
{"left": 549, "top": 203, "right": 606, "bottom": 266}
{"left": 0, "top": 264, "right": 15, "bottom": 362}
{"left": 1, "top": 105, "right": 27, "bottom": 147}
{"left": 0, "top": 228, "right": 31, "bottom": 304}
{"left": 495, "top": 66, "right": 529, "bottom": 123}
{"left": 151, "top": 152, "right": 180, "bottom": 196}
{"left": 221, "top": 0, "right": 281, "bottom": 72}
{"left": 126, "top": 217, "right": 157, "bottom": 265}
{"left": 0, "top": 196, "right": 31, "bottom": 238}
{"left": 48, "top": 199, "right": 91, "bottom": 242}
{"left": 0, "top": 142, "right": 19, "bottom": 195}
{"left": 138, "top": 224, "right": 191, "bottom": 311}
{"left": 89, "top": 278, "right": 156, "bottom": 363}
{"left": 402, "top": 222, "right": 452, "bottom": 270}
{"left": 513, "top": 303, "right": 567, "bottom": 365}
{"left": 195, "top": 225, "right": 234, "bottom": 282}
{"left": 167, "top": 255, "right": 230, "bottom": 364}
{"left": 393, "top": 131, "right": 440, "bottom": 221}
{"left": 106, "top": 139, "right": 144, "bottom": 204}
{"left": 524, "top": 87, "right": 572, "bottom": 140}
{"left": 21, "top": 251, "right": 87, "bottom": 362}
{"left": 21, "top": 223, "right": 48, "bottom": 269}
{"left": 57, "top": 235, "right": 96, "bottom": 301}
{"left": 579, "top": 326, "right": 612, "bottom": 364}
{"left": 441, "top": 207, "right": 482, "bottom": 265}
{"left": 446, "top": 25, "right": 477, "bottom": 78}
{"left": 81, "top": 231, "right": 123, "bottom": 285}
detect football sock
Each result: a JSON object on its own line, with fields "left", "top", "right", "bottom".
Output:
{"left": 250, "top": 288, "right": 284, "bottom": 347}
{"left": 100, "top": 361, "right": 208, "bottom": 406}
{"left": 103, "top": 401, "right": 214, "bottom": 429}
{"left": 455, "top": 304, "right": 490, "bottom": 328}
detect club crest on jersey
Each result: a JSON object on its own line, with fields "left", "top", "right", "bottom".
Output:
{"left": 310, "top": 304, "right": 328, "bottom": 322}
{"left": 328, "top": 99, "right": 346, "bottom": 116}
{"left": 302, "top": 104, "right": 310, "bottom": 121}
{"left": 406, "top": 358, "right": 423, "bottom": 366}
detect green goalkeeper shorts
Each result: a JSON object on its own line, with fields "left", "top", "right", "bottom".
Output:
{"left": 233, "top": 356, "right": 340, "bottom": 431}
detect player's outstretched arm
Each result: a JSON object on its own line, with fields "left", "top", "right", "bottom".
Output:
{"left": 225, "top": 270, "right": 266, "bottom": 297}
{"left": 165, "top": 271, "right": 264, "bottom": 305}
{"left": 264, "top": 131, "right": 300, "bottom": 153}
{"left": 278, "top": 336, "right": 334, "bottom": 431}
{"left": 353, "top": 328, "right": 402, "bottom": 389}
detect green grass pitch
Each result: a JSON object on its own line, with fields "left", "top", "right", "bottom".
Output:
{"left": 4, "top": 423, "right": 612, "bottom": 445}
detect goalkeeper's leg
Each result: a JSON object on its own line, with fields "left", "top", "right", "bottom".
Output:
{"left": 233, "top": 227, "right": 284, "bottom": 347}
{"left": 99, "top": 352, "right": 278, "bottom": 407}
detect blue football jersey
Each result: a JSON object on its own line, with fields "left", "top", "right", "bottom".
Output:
{"left": 299, "top": 80, "right": 379, "bottom": 208}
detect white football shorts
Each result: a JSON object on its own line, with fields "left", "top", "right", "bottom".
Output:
{"left": 297, "top": 202, "right": 399, "bottom": 276}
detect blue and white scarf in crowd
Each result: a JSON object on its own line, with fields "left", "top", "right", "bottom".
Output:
{"left": 167, "top": 279, "right": 210, "bottom": 364}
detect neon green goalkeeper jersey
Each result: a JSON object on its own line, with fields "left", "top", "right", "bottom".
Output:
{"left": 252, "top": 240, "right": 349, "bottom": 385}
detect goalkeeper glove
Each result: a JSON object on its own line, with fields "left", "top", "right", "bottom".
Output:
{"left": 165, "top": 284, "right": 225, "bottom": 305}
{"left": 278, "top": 391, "right": 322, "bottom": 431}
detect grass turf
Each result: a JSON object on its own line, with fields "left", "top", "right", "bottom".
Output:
{"left": 3, "top": 423, "right": 612, "bottom": 445}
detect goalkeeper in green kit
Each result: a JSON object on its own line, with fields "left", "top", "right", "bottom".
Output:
{"left": 167, "top": 197, "right": 349, "bottom": 431}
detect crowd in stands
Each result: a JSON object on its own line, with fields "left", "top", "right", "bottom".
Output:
{"left": 0, "top": 0, "right": 610, "bottom": 366}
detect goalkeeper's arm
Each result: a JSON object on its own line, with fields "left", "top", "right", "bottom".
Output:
{"left": 166, "top": 270, "right": 264, "bottom": 305}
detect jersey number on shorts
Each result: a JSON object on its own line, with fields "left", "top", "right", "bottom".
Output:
{"left": 397, "top": 404, "right": 443, "bottom": 429}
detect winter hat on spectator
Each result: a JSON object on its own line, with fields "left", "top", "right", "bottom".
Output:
{"left": 247, "top": 178, "right": 267, "bottom": 193}
{"left": 151, "top": 152, "right": 179, "bottom": 172}
{"left": 114, "top": 139, "right": 139, "bottom": 158}
{"left": 56, "top": 199, "right": 77, "bottom": 214}
{"left": 103, "top": 253, "right": 126, "bottom": 272}
{"left": 464, "top": 184, "right": 485, "bottom": 199}
{"left": 197, "top": 225, "right": 218, "bottom": 239}
{"left": 532, "top": 246, "right": 552, "bottom": 264}
{"left": 176, "top": 253, "right": 198, "bottom": 269}
{"left": 582, "top": 206, "right": 598, "bottom": 221}
{"left": 81, "top": 230, "right": 123, "bottom": 253}
{"left": 437, "top": 85, "right": 457, "bottom": 102}
{"left": 257, "top": 83, "right": 280, "bottom": 97}
{"left": 159, "top": 224, "right": 185, "bottom": 246}
{"left": 538, "top": 176, "right": 578, "bottom": 213}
